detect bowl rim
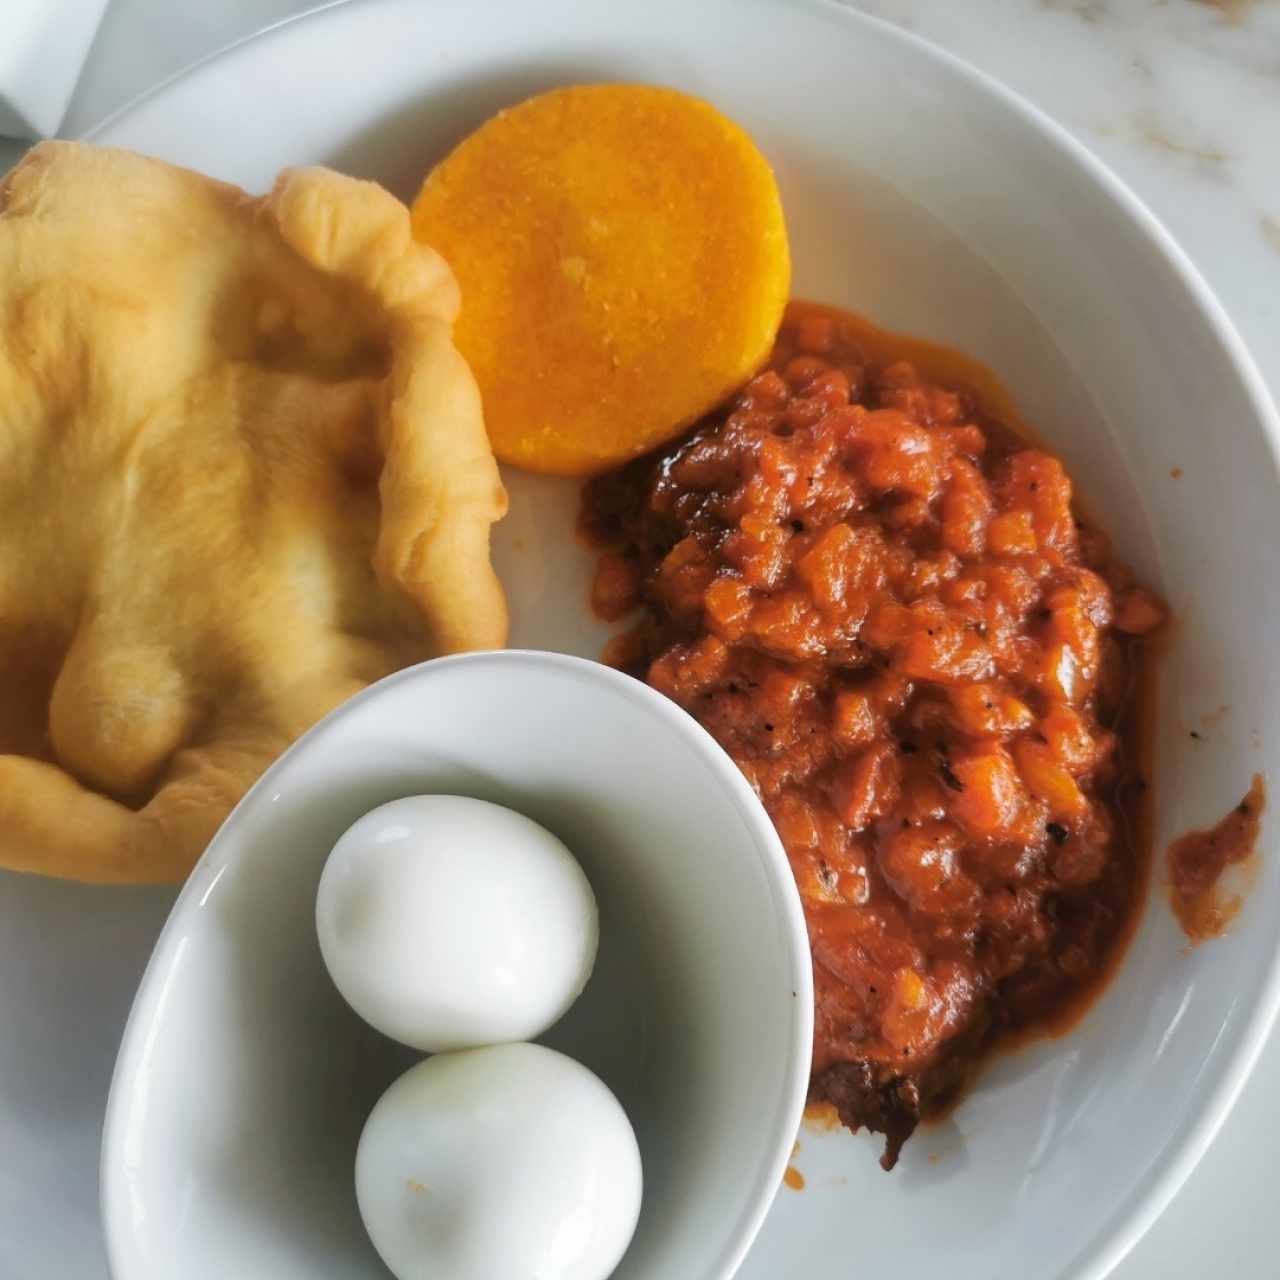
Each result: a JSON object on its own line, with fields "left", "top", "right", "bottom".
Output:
{"left": 88, "top": 3, "right": 1280, "bottom": 1277}
{"left": 99, "top": 648, "right": 816, "bottom": 1280}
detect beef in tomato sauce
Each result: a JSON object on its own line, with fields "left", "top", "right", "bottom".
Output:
{"left": 583, "top": 302, "right": 1165, "bottom": 1169}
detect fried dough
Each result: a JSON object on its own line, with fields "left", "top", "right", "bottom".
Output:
{"left": 0, "top": 143, "right": 507, "bottom": 883}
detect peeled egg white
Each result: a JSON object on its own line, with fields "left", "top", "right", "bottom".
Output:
{"left": 315, "top": 794, "right": 597, "bottom": 1052}
{"left": 355, "top": 1043, "right": 643, "bottom": 1280}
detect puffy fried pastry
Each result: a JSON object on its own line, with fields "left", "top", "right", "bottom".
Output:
{"left": 0, "top": 143, "right": 508, "bottom": 883}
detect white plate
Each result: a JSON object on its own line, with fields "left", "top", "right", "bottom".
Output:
{"left": 3, "top": 1, "right": 1279, "bottom": 1277}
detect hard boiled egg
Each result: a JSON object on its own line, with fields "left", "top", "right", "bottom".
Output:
{"left": 315, "top": 794, "right": 597, "bottom": 1052}
{"left": 356, "top": 1043, "right": 642, "bottom": 1280}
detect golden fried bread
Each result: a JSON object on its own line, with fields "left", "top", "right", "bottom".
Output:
{"left": 0, "top": 143, "right": 507, "bottom": 883}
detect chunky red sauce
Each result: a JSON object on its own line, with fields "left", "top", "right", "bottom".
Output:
{"left": 583, "top": 302, "right": 1164, "bottom": 1168}
{"left": 1168, "top": 775, "right": 1265, "bottom": 942}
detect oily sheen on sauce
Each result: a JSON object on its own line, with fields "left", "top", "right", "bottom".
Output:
{"left": 584, "top": 302, "right": 1165, "bottom": 1169}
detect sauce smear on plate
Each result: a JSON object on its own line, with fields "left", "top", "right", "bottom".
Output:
{"left": 583, "top": 302, "right": 1165, "bottom": 1169}
{"left": 1168, "top": 775, "right": 1265, "bottom": 942}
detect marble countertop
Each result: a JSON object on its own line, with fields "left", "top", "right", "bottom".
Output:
{"left": 5, "top": 0, "right": 1279, "bottom": 1276}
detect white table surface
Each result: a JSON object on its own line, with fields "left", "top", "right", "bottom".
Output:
{"left": 4, "top": 0, "right": 1278, "bottom": 1276}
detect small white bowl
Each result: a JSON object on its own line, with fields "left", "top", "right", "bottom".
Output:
{"left": 100, "top": 651, "right": 813, "bottom": 1280}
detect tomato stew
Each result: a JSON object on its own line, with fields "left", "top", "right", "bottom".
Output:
{"left": 583, "top": 303, "right": 1166, "bottom": 1168}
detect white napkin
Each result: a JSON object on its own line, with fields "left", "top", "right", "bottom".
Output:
{"left": 0, "top": 0, "right": 111, "bottom": 140}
